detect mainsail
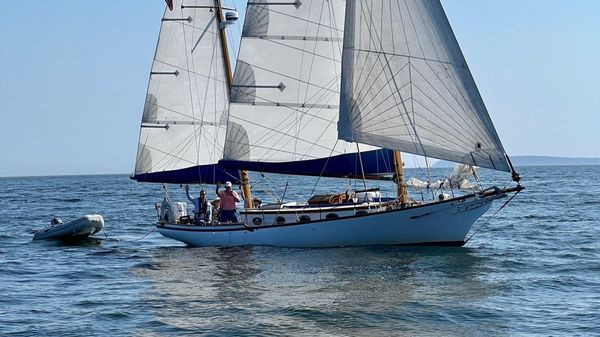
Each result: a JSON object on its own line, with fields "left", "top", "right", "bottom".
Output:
{"left": 133, "top": 0, "right": 240, "bottom": 184}
{"left": 339, "top": 0, "right": 511, "bottom": 172}
{"left": 221, "top": 0, "right": 395, "bottom": 179}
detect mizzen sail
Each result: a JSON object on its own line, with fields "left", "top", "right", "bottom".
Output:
{"left": 133, "top": 0, "right": 239, "bottom": 183}
{"left": 339, "top": 0, "right": 510, "bottom": 172}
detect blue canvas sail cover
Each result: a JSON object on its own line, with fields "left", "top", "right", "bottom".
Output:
{"left": 220, "top": 148, "right": 396, "bottom": 180}
{"left": 339, "top": 0, "right": 511, "bottom": 172}
{"left": 131, "top": 163, "right": 241, "bottom": 184}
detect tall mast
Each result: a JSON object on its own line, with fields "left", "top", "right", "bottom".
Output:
{"left": 393, "top": 151, "right": 408, "bottom": 206}
{"left": 215, "top": 0, "right": 253, "bottom": 208}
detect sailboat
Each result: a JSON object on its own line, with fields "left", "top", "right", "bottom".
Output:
{"left": 132, "top": 0, "right": 523, "bottom": 247}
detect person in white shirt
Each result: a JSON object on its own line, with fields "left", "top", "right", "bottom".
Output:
{"left": 185, "top": 185, "right": 212, "bottom": 224}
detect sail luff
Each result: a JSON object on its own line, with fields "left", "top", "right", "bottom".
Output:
{"left": 339, "top": 0, "right": 511, "bottom": 172}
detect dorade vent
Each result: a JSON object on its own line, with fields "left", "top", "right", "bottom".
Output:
{"left": 162, "top": 16, "right": 192, "bottom": 23}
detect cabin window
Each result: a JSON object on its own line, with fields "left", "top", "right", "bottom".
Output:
{"left": 275, "top": 216, "right": 286, "bottom": 225}
{"left": 252, "top": 217, "right": 263, "bottom": 226}
{"left": 325, "top": 213, "right": 339, "bottom": 219}
{"left": 299, "top": 215, "right": 311, "bottom": 223}
{"left": 355, "top": 210, "right": 368, "bottom": 216}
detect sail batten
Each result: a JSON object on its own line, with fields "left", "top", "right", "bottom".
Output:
{"left": 339, "top": 0, "right": 510, "bottom": 172}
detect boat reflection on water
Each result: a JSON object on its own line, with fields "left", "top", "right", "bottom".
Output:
{"left": 132, "top": 246, "right": 509, "bottom": 336}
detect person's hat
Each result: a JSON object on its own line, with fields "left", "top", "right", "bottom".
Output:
{"left": 225, "top": 181, "right": 232, "bottom": 188}
{"left": 199, "top": 190, "right": 207, "bottom": 195}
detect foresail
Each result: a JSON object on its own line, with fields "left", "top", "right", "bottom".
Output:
{"left": 133, "top": 0, "right": 239, "bottom": 184}
{"left": 339, "top": 0, "right": 510, "bottom": 172}
{"left": 222, "top": 0, "right": 390, "bottom": 178}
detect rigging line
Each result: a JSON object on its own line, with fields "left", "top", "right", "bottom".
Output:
{"left": 349, "top": 60, "right": 411, "bottom": 120}
{"left": 148, "top": 128, "right": 202, "bottom": 172}
{"left": 356, "top": 143, "right": 368, "bottom": 192}
{"left": 250, "top": 6, "right": 344, "bottom": 33}
{"left": 292, "top": 0, "right": 313, "bottom": 162}
{"left": 464, "top": 187, "right": 522, "bottom": 244}
{"left": 424, "top": 0, "right": 500, "bottom": 144}
{"left": 258, "top": 38, "right": 342, "bottom": 63}
{"left": 190, "top": 6, "right": 215, "bottom": 179}
{"left": 260, "top": 173, "right": 282, "bottom": 202}
{"left": 364, "top": 99, "right": 475, "bottom": 151}
{"left": 180, "top": 5, "right": 202, "bottom": 170}
{"left": 229, "top": 116, "right": 337, "bottom": 154}
{"left": 154, "top": 59, "right": 227, "bottom": 83}
{"left": 304, "top": 139, "right": 340, "bottom": 216}
{"left": 410, "top": 62, "right": 489, "bottom": 139}
{"left": 229, "top": 84, "right": 340, "bottom": 158}
{"left": 352, "top": 81, "right": 413, "bottom": 127}
{"left": 360, "top": 1, "right": 428, "bottom": 161}
{"left": 144, "top": 101, "right": 204, "bottom": 122}
{"left": 243, "top": 63, "right": 340, "bottom": 94}
{"left": 403, "top": 1, "right": 487, "bottom": 132}
{"left": 131, "top": 226, "right": 158, "bottom": 242}
{"left": 406, "top": 80, "right": 485, "bottom": 142}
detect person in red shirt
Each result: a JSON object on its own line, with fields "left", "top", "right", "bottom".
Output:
{"left": 215, "top": 181, "right": 241, "bottom": 222}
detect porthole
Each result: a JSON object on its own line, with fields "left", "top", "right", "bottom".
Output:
{"left": 355, "top": 210, "right": 368, "bottom": 216}
{"left": 275, "top": 216, "right": 286, "bottom": 225}
{"left": 325, "top": 213, "right": 339, "bottom": 219}
{"left": 252, "top": 217, "right": 263, "bottom": 226}
{"left": 299, "top": 215, "right": 311, "bottom": 223}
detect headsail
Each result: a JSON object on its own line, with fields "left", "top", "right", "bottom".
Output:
{"left": 339, "top": 0, "right": 510, "bottom": 172}
{"left": 133, "top": 0, "right": 240, "bottom": 184}
{"left": 221, "top": 0, "right": 393, "bottom": 179}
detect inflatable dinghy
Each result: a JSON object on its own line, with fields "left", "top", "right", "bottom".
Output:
{"left": 33, "top": 215, "right": 104, "bottom": 241}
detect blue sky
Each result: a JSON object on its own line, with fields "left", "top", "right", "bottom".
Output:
{"left": 0, "top": 0, "right": 598, "bottom": 177}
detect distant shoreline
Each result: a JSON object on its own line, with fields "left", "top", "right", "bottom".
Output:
{"left": 433, "top": 155, "right": 600, "bottom": 168}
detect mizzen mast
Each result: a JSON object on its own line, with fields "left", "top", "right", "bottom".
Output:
{"left": 215, "top": 0, "right": 253, "bottom": 208}
{"left": 393, "top": 151, "right": 408, "bottom": 206}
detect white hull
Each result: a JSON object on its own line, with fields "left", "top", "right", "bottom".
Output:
{"left": 33, "top": 215, "right": 104, "bottom": 241}
{"left": 157, "top": 191, "right": 506, "bottom": 248}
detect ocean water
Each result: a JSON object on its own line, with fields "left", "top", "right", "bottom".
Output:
{"left": 0, "top": 166, "right": 598, "bottom": 336}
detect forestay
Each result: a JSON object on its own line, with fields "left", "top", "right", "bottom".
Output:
{"left": 339, "top": 0, "right": 510, "bottom": 172}
{"left": 133, "top": 0, "right": 239, "bottom": 183}
{"left": 222, "top": 0, "right": 393, "bottom": 178}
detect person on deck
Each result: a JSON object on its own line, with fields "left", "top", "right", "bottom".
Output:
{"left": 215, "top": 181, "right": 241, "bottom": 222}
{"left": 185, "top": 185, "right": 212, "bottom": 224}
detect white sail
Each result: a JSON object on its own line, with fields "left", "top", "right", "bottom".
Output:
{"left": 134, "top": 0, "right": 230, "bottom": 180}
{"left": 339, "top": 0, "right": 510, "bottom": 172}
{"left": 224, "top": 0, "right": 380, "bottom": 166}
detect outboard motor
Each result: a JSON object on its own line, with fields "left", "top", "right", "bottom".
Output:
{"left": 159, "top": 197, "right": 188, "bottom": 224}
